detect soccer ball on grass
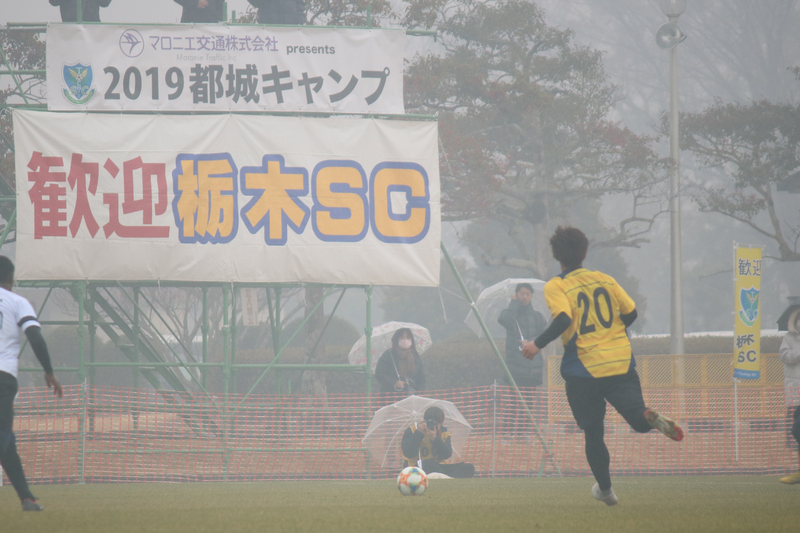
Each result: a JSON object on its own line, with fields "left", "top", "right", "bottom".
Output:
{"left": 397, "top": 466, "right": 428, "bottom": 496}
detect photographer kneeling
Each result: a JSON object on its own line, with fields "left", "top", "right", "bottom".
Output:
{"left": 400, "top": 406, "right": 475, "bottom": 478}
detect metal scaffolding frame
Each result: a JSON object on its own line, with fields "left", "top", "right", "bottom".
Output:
{"left": 0, "top": 17, "right": 561, "bottom": 477}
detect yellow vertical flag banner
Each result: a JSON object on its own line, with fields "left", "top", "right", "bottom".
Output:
{"left": 733, "top": 244, "right": 763, "bottom": 379}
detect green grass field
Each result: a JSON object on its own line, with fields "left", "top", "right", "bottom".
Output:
{"left": 1, "top": 476, "right": 799, "bottom": 532}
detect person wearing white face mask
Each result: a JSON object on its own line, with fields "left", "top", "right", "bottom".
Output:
{"left": 374, "top": 328, "right": 425, "bottom": 397}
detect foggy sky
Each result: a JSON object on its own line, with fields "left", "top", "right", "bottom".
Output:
{"left": 3, "top": 1, "right": 798, "bottom": 336}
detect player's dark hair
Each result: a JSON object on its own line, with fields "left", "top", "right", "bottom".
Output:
{"left": 550, "top": 226, "right": 588, "bottom": 270}
{"left": 0, "top": 256, "right": 14, "bottom": 283}
{"left": 515, "top": 283, "right": 533, "bottom": 295}
{"left": 424, "top": 406, "right": 445, "bottom": 424}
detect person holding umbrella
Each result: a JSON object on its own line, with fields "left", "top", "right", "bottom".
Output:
{"left": 247, "top": 0, "right": 305, "bottom": 24}
{"left": 374, "top": 328, "right": 425, "bottom": 397}
{"left": 780, "top": 309, "right": 800, "bottom": 484}
{"left": 497, "top": 282, "right": 548, "bottom": 436}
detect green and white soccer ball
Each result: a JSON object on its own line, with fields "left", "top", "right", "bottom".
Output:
{"left": 397, "top": 466, "right": 428, "bottom": 496}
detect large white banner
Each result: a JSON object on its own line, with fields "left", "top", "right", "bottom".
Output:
{"left": 46, "top": 24, "right": 404, "bottom": 114}
{"left": 13, "top": 110, "right": 440, "bottom": 286}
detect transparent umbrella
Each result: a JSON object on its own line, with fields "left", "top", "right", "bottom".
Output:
{"left": 464, "top": 278, "right": 548, "bottom": 339}
{"left": 361, "top": 395, "right": 473, "bottom": 468}
{"left": 347, "top": 321, "right": 432, "bottom": 371}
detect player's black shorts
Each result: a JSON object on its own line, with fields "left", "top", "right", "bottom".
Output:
{"left": 564, "top": 366, "right": 651, "bottom": 433}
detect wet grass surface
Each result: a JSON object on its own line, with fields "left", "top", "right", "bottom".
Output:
{"left": 1, "top": 476, "right": 798, "bottom": 532}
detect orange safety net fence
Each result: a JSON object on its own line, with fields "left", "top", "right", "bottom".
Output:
{"left": 3, "top": 385, "right": 797, "bottom": 484}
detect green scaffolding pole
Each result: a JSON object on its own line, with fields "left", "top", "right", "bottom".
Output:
{"left": 364, "top": 285, "right": 373, "bottom": 476}
{"left": 202, "top": 287, "right": 208, "bottom": 390}
{"left": 239, "top": 285, "right": 335, "bottom": 405}
{"left": 74, "top": 280, "right": 87, "bottom": 484}
{"left": 266, "top": 288, "right": 281, "bottom": 393}
{"left": 88, "top": 295, "right": 96, "bottom": 386}
{"left": 441, "top": 242, "right": 561, "bottom": 476}
{"left": 0, "top": 208, "right": 16, "bottom": 251}
{"left": 230, "top": 285, "right": 238, "bottom": 394}
{"left": 222, "top": 284, "right": 231, "bottom": 480}
{"left": 133, "top": 287, "right": 140, "bottom": 389}
{"left": 365, "top": 286, "right": 373, "bottom": 394}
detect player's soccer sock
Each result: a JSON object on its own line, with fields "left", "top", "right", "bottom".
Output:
{"left": 627, "top": 408, "right": 654, "bottom": 433}
{"left": 584, "top": 426, "right": 611, "bottom": 491}
{"left": 0, "top": 439, "right": 36, "bottom": 501}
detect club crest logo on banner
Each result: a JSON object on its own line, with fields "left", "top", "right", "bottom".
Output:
{"left": 62, "top": 63, "right": 96, "bottom": 105}
{"left": 738, "top": 287, "right": 759, "bottom": 327}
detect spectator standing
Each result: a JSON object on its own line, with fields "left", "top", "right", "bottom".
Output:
{"left": 780, "top": 310, "right": 800, "bottom": 484}
{"left": 497, "top": 282, "right": 548, "bottom": 437}
{"left": 247, "top": 0, "right": 305, "bottom": 24}
{"left": 498, "top": 282, "right": 548, "bottom": 388}
{"left": 49, "top": 0, "right": 112, "bottom": 22}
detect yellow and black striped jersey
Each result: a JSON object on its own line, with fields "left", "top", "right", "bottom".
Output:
{"left": 401, "top": 424, "right": 452, "bottom": 467}
{"left": 544, "top": 268, "right": 636, "bottom": 378}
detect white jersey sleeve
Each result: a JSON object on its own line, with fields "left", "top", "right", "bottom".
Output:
{"left": 0, "top": 288, "right": 41, "bottom": 378}
{"left": 15, "top": 296, "right": 40, "bottom": 332}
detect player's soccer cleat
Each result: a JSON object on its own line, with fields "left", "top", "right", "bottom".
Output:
{"left": 592, "top": 483, "right": 618, "bottom": 506}
{"left": 21, "top": 498, "right": 44, "bottom": 511}
{"left": 644, "top": 408, "right": 684, "bottom": 442}
{"left": 780, "top": 471, "right": 800, "bottom": 484}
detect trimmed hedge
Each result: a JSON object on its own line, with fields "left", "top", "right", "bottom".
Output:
{"left": 236, "top": 332, "right": 789, "bottom": 394}
{"left": 37, "top": 323, "right": 785, "bottom": 396}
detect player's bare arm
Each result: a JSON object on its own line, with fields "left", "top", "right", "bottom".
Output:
{"left": 24, "top": 325, "right": 62, "bottom": 398}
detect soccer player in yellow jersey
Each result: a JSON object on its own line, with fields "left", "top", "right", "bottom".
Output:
{"left": 522, "top": 227, "right": 683, "bottom": 506}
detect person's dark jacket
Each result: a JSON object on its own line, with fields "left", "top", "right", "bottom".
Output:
{"left": 498, "top": 299, "right": 548, "bottom": 386}
{"left": 248, "top": 0, "right": 305, "bottom": 24}
{"left": 173, "top": 0, "right": 225, "bottom": 23}
{"left": 374, "top": 349, "right": 425, "bottom": 394}
{"left": 401, "top": 425, "right": 452, "bottom": 463}
{"left": 49, "top": 0, "right": 111, "bottom": 22}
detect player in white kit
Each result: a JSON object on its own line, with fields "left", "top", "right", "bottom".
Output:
{"left": 0, "top": 256, "right": 62, "bottom": 511}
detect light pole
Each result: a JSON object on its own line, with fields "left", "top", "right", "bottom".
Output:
{"left": 655, "top": 0, "right": 687, "bottom": 355}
